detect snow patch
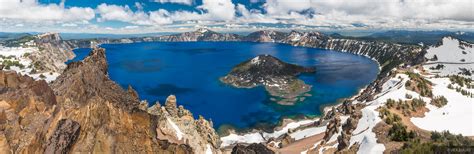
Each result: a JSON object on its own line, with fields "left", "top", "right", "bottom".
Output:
{"left": 425, "top": 37, "right": 473, "bottom": 63}
{"left": 0, "top": 46, "right": 35, "bottom": 57}
{"left": 291, "top": 34, "right": 301, "bottom": 41}
{"left": 205, "top": 144, "right": 213, "bottom": 154}
{"left": 352, "top": 106, "right": 385, "bottom": 154}
{"left": 166, "top": 117, "right": 184, "bottom": 140}
{"left": 423, "top": 37, "right": 474, "bottom": 79}
{"left": 290, "top": 125, "right": 326, "bottom": 140}
{"left": 220, "top": 133, "right": 265, "bottom": 147}
{"left": 263, "top": 119, "right": 316, "bottom": 139}
{"left": 423, "top": 63, "right": 474, "bottom": 79}
{"left": 220, "top": 119, "right": 318, "bottom": 147}
{"left": 251, "top": 56, "right": 261, "bottom": 65}
{"left": 0, "top": 46, "right": 60, "bottom": 82}
{"left": 198, "top": 28, "right": 209, "bottom": 33}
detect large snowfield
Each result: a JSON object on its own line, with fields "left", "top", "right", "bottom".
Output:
{"left": 414, "top": 37, "right": 474, "bottom": 135}
{"left": 411, "top": 77, "right": 474, "bottom": 136}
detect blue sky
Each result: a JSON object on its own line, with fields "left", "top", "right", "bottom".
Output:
{"left": 1, "top": 0, "right": 473, "bottom": 34}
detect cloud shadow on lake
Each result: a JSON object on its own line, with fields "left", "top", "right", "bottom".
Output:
{"left": 113, "top": 59, "right": 163, "bottom": 73}
{"left": 145, "top": 83, "right": 194, "bottom": 97}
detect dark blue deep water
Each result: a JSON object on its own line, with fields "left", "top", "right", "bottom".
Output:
{"left": 71, "top": 42, "right": 379, "bottom": 130}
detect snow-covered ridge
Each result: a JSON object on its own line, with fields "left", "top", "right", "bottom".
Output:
{"left": 423, "top": 37, "right": 474, "bottom": 79}
{"left": 352, "top": 74, "right": 414, "bottom": 153}
{"left": 426, "top": 37, "right": 473, "bottom": 63}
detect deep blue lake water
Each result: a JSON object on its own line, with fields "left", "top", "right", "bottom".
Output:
{"left": 71, "top": 42, "right": 379, "bottom": 130}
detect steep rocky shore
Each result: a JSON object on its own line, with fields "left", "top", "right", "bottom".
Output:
{"left": 31, "top": 33, "right": 76, "bottom": 73}
{"left": 0, "top": 48, "right": 221, "bottom": 153}
{"left": 221, "top": 55, "right": 316, "bottom": 105}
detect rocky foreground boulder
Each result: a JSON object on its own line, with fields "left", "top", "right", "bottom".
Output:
{"left": 220, "top": 54, "right": 316, "bottom": 105}
{"left": 231, "top": 143, "right": 274, "bottom": 154}
{"left": 0, "top": 48, "right": 220, "bottom": 153}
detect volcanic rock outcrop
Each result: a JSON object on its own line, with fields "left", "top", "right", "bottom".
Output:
{"left": 220, "top": 54, "right": 316, "bottom": 105}
{"left": 231, "top": 143, "right": 274, "bottom": 154}
{"left": 0, "top": 48, "right": 220, "bottom": 153}
{"left": 243, "top": 30, "right": 288, "bottom": 42}
{"left": 30, "top": 33, "right": 76, "bottom": 73}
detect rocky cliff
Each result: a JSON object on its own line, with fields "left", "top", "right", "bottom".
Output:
{"left": 0, "top": 48, "right": 220, "bottom": 153}
{"left": 243, "top": 30, "right": 288, "bottom": 42}
{"left": 29, "top": 33, "right": 76, "bottom": 73}
{"left": 220, "top": 55, "right": 315, "bottom": 105}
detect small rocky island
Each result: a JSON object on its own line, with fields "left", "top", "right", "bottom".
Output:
{"left": 220, "top": 54, "right": 316, "bottom": 105}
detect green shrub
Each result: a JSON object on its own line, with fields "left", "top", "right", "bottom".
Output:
{"left": 405, "top": 94, "right": 413, "bottom": 99}
{"left": 430, "top": 96, "right": 448, "bottom": 108}
{"left": 399, "top": 131, "right": 474, "bottom": 153}
{"left": 389, "top": 122, "right": 416, "bottom": 141}
{"left": 449, "top": 75, "right": 473, "bottom": 88}
{"left": 22, "top": 52, "right": 31, "bottom": 57}
{"left": 411, "top": 98, "right": 426, "bottom": 110}
{"left": 405, "top": 72, "right": 433, "bottom": 97}
{"left": 1, "top": 60, "right": 25, "bottom": 69}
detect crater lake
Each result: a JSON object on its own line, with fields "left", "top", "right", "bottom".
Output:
{"left": 70, "top": 41, "right": 379, "bottom": 131}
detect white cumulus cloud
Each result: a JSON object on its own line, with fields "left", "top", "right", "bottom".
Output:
{"left": 0, "top": 0, "right": 95, "bottom": 22}
{"left": 154, "top": 0, "right": 194, "bottom": 6}
{"left": 197, "top": 0, "right": 236, "bottom": 21}
{"left": 235, "top": 0, "right": 474, "bottom": 29}
{"left": 97, "top": 0, "right": 237, "bottom": 25}
{"left": 3, "top": 0, "right": 473, "bottom": 33}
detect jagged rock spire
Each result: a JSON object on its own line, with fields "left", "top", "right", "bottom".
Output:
{"left": 52, "top": 48, "right": 140, "bottom": 111}
{"left": 165, "top": 95, "right": 177, "bottom": 108}
{"left": 127, "top": 85, "right": 139, "bottom": 101}
{"left": 165, "top": 95, "right": 178, "bottom": 115}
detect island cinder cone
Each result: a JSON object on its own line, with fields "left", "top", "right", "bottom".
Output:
{"left": 221, "top": 54, "right": 316, "bottom": 105}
